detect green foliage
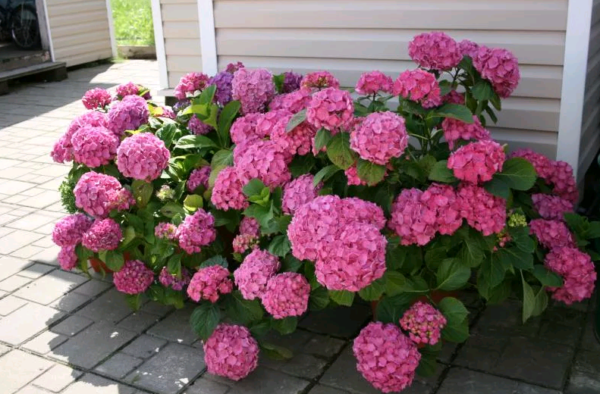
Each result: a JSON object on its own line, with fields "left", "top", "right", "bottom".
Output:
{"left": 110, "top": 0, "right": 154, "bottom": 46}
{"left": 59, "top": 179, "right": 78, "bottom": 214}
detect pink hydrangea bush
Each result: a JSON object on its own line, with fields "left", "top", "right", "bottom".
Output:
{"left": 301, "top": 71, "right": 340, "bottom": 90}
{"left": 174, "top": 72, "right": 210, "bottom": 100}
{"left": 306, "top": 87, "right": 354, "bottom": 132}
{"left": 117, "top": 133, "right": 170, "bottom": 181}
{"left": 262, "top": 272, "right": 310, "bottom": 318}
{"left": 232, "top": 68, "right": 275, "bottom": 114}
{"left": 211, "top": 167, "right": 249, "bottom": 211}
{"left": 529, "top": 219, "right": 575, "bottom": 249}
{"left": 355, "top": 71, "right": 393, "bottom": 95}
{"left": 81, "top": 218, "right": 122, "bottom": 252}
{"left": 532, "top": 194, "right": 573, "bottom": 221}
{"left": 52, "top": 214, "right": 93, "bottom": 247}
{"left": 74, "top": 172, "right": 134, "bottom": 218}
{"left": 448, "top": 140, "right": 505, "bottom": 183}
{"left": 234, "top": 249, "right": 280, "bottom": 300}
{"left": 71, "top": 126, "right": 119, "bottom": 168}
{"left": 545, "top": 247, "right": 597, "bottom": 304}
{"left": 113, "top": 260, "right": 154, "bottom": 295}
{"left": 82, "top": 88, "right": 111, "bottom": 109}
{"left": 400, "top": 302, "right": 447, "bottom": 345}
{"left": 187, "top": 166, "right": 211, "bottom": 192}
{"left": 159, "top": 267, "right": 191, "bottom": 291}
{"left": 187, "top": 265, "right": 233, "bottom": 303}
{"left": 393, "top": 69, "right": 442, "bottom": 108}
{"left": 473, "top": 46, "right": 520, "bottom": 98}
{"left": 154, "top": 222, "right": 178, "bottom": 240}
{"left": 442, "top": 116, "right": 491, "bottom": 150}
{"left": 176, "top": 209, "right": 217, "bottom": 254}
{"left": 350, "top": 112, "right": 408, "bottom": 165}
{"left": 203, "top": 324, "right": 259, "bottom": 381}
{"left": 107, "top": 95, "right": 149, "bottom": 136}
{"left": 408, "top": 32, "right": 462, "bottom": 71}
{"left": 282, "top": 174, "right": 321, "bottom": 214}
{"left": 58, "top": 245, "right": 78, "bottom": 271}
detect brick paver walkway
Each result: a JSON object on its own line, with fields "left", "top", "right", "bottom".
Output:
{"left": 0, "top": 60, "right": 598, "bottom": 394}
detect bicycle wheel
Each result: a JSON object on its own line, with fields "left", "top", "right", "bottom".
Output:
{"left": 10, "top": 4, "right": 39, "bottom": 49}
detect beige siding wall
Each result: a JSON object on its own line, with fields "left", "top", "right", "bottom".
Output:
{"left": 46, "top": 0, "right": 112, "bottom": 67}
{"left": 160, "top": 0, "right": 201, "bottom": 88}
{"left": 579, "top": 0, "right": 600, "bottom": 177}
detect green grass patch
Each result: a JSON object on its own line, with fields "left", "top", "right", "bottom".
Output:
{"left": 111, "top": 0, "right": 155, "bottom": 46}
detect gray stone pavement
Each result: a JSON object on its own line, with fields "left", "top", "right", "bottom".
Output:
{"left": 0, "top": 60, "right": 598, "bottom": 393}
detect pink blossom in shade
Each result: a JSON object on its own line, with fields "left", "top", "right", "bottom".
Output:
{"left": 113, "top": 260, "right": 154, "bottom": 295}
{"left": 510, "top": 148, "right": 554, "bottom": 179}
{"left": 281, "top": 88, "right": 312, "bottom": 114}
{"left": 255, "top": 109, "right": 291, "bottom": 138}
{"left": 232, "top": 234, "right": 258, "bottom": 254}
{"left": 235, "top": 139, "right": 292, "bottom": 188}
{"left": 107, "top": 95, "right": 149, "bottom": 136}
{"left": 225, "top": 62, "right": 245, "bottom": 74}
{"left": 160, "top": 106, "right": 176, "bottom": 120}
{"left": 355, "top": 71, "right": 394, "bottom": 95}
{"left": 268, "top": 94, "right": 287, "bottom": 111}
{"left": 203, "top": 324, "right": 259, "bottom": 381}
{"left": 82, "top": 88, "right": 112, "bottom": 110}
{"left": 350, "top": 112, "right": 409, "bottom": 165}
{"left": 154, "top": 222, "right": 178, "bottom": 240}
{"left": 58, "top": 245, "right": 78, "bottom": 271}
{"left": 116, "top": 82, "right": 140, "bottom": 98}
{"left": 345, "top": 165, "right": 367, "bottom": 186}
{"left": 270, "top": 113, "right": 317, "bottom": 156}
{"left": 187, "top": 265, "right": 233, "bottom": 303}
{"left": 339, "top": 197, "right": 387, "bottom": 230}
{"left": 458, "top": 39, "right": 480, "bottom": 58}
{"left": 316, "top": 222, "right": 387, "bottom": 292}
{"left": 231, "top": 68, "right": 275, "bottom": 114}
{"left": 71, "top": 125, "right": 119, "bottom": 168}
{"left": 529, "top": 219, "right": 575, "bottom": 249}
{"left": 74, "top": 172, "right": 133, "bottom": 218}
{"left": 282, "top": 174, "right": 322, "bottom": 215}
{"left": 262, "top": 272, "right": 310, "bottom": 318}
{"left": 176, "top": 209, "right": 217, "bottom": 254}
{"left": 174, "top": 72, "right": 210, "bottom": 100}
{"left": 211, "top": 167, "right": 249, "bottom": 211}
{"left": 532, "top": 194, "right": 574, "bottom": 221}
{"left": 447, "top": 140, "right": 505, "bottom": 184}
{"left": 282, "top": 71, "right": 303, "bottom": 93}
{"left": 442, "top": 116, "right": 491, "bottom": 150}
{"left": 457, "top": 184, "right": 506, "bottom": 236}
{"left": 230, "top": 113, "right": 264, "bottom": 145}
{"left": 548, "top": 161, "right": 579, "bottom": 204}
{"left": 52, "top": 214, "right": 93, "bottom": 247}
{"left": 473, "top": 46, "right": 520, "bottom": 98}
{"left": 353, "top": 322, "right": 421, "bottom": 393}
{"left": 408, "top": 32, "right": 462, "bottom": 71}
{"left": 117, "top": 133, "right": 170, "bottom": 181}
{"left": 51, "top": 134, "right": 74, "bottom": 163}
{"left": 300, "top": 71, "right": 340, "bottom": 90}
{"left": 443, "top": 90, "right": 465, "bottom": 105}
{"left": 81, "top": 218, "right": 122, "bottom": 252}
{"left": 545, "top": 247, "right": 597, "bottom": 305}
{"left": 393, "top": 69, "right": 443, "bottom": 108}
{"left": 188, "top": 115, "right": 213, "bottom": 135}
{"left": 234, "top": 249, "right": 280, "bottom": 300}
{"left": 399, "top": 301, "right": 448, "bottom": 345}
{"left": 187, "top": 166, "right": 211, "bottom": 192}
{"left": 306, "top": 87, "right": 354, "bottom": 132}
{"left": 158, "top": 266, "right": 191, "bottom": 291}
{"left": 239, "top": 217, "right": 260, "bottom": 237}
{"left": 288, "top": 195, "right": 343, "bottom": 261}
{"left": 388, "top": 189, "right": 437, "bottom": 246}
{"left": 421, "top": 183, "right": 463, "bottom": 236}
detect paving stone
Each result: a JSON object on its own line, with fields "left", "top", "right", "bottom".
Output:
{"left": 538, "top": 319, "right": 582, "bottom": 346}
{"left": 0, "top": 350, "right": 54, "bottom": 394}
{"left": 516, "top": 383, "right": 562, "bottom": 394}
{"left": 141, "top": 301, "right": 174, "bottom": 317}
{"left": 437, "top": 368, "right": 558, "bottom": 394}
{"left": 121, "top": 335, "right": 168, "bottom": 359}
{"left": 303, "top": 334, "right": 346, "bottom": 358}
{"left": 185, "top": 378, "right": 230, "bottom": 394}
{"left": 275, "top": 353, "right": 328, "bottom": 379}
{"left": 573, "top": 349, "right": 600, "bottom": 375}
{"left": 0, "top": 343, "right": 9, "bottom": 356}
{"left": 6, "top": 213, "right": 57, "bottom": 231}
{"left": 49, "top": 321, "right": 137, "bottom": 369}
{"left": 22, "top": 331, "right": 69, "bottom": 355}
{"left": 95, "top": 353, "right": 144, "bottom": 379}
{"left": 0, "top": 302, "right": 63, "bottom": 345}
{"left": 579, "top": 317, "right": 600, "bottom": 353}
{"left": 118, "top": 312, "right": 160, "bottom": 333}
{"left": 11, "top": 245, "right": 45, "bottom": 259}
{"left": 146, "top": 305, "right": 197, "bottom": 345}
{"left": 223, "top": 367, "right": 310, "bottom": 394}
{"left": 32, "top": 364, "right": 82, "bottom": 393}
{"left": 453, "top": 333, "right": 509, "bottom": 370}
{"left": 0, "top": 256, "right": 32, "bottom": 281}
{"left": 473, "top": 300, "right": 541, "bottom": 338}
{"left": 0, "top": 180, "right": 36, "bottom": 194}
{"left": 72, "top": 279, "right": 112, "bottom": 297}
{"left": 77, "top": 288, "right": 136, "bottom": 324}
{"left": 17, "top": 263, "right": 54, "bottom": 279}
{"left": 50, "top": 291, "right": 91, "bottom": 312}
{"left": 51, "top": 315, "right": 94, "bottom": 336}
{"left": 15, "top": 385, "right": 51, "bottom": 394}
{"left": 14, "top": 269, "right": 87, "bottom": 305}
{"left": 0, "top": 230, "right": 44, "bottom": 254}
{"left": 29, "top": 246, "right": 60, "bottom": 266}
{"left": 0, "top": 275, "right": 31, "bottom": 292}
{"left": 0, "top": 295, "right": 27, "bottom": 315}
{"left": 125, "top": 343, "right": 206, "bottom": 393}
{"left": 61, "top": 373, "right": 137, "bottom": 394}
{"left": 308, "top": 385, "right": 350, "bottom": 394}
{"left": 566, "top": 371, "right": 600, "bottom": 394}
{"left": 300, "top": 304, "right": 371, "bottom": 338}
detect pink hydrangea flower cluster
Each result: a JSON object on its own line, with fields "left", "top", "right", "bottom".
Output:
{"left": 409, "top": 32, "right": 462, "bottom": 71}
{"left": 448, "top": 140, "right": 505, "bottom": 183}
{"left": 235, "top": 139, "right": 292, "bottom": 188}
{"left": 82, "top": 88, "right": 112, "bottom": 109}
{"left": 158, "top": 267, "right": 191, "bottom": 291}
{"left": 350, "top": 112, "right": 408, "bottom": 165}
{"left": 210, "top": 70, "right": 235, "bottom": 105}
{"left": 301, "top": 71, "right": 340, "bottom": 90}
{"left": 211, "top": 167, "right": 249, "bottom": 211}
{"left": 51, "top": 134, "right": 73, "bottom": 163}
{"left": 113, "top": 260, "right": 154, "bottom": 295}
{"left": 345, "top": 165, "right": 368, "bottom": 186}
{"left": 269, "top": 112, "right": 316, "bottom": 156}
{"left": 510, "top": 148, "right": 554, "bottom": 179}
{"left": 282, "top": 71, "right": 303, "bottom": 93}
{"left": 239, "top": 217, "right": 260, "bottom": 237}
{"left": 545, "top": 247, "right": 597, "bottom": 304}
{"left": 232, "top": 68, "right": 275, "bottom": 114}
{"left": 187, "top": 166, "right": 211, "bottom": 192}
{"left": 281, "top": 88, "right": 312, "bottom": 114}
{"left": 71, "top": 125, "right": 119, "bottom": 168}
{"left": 226, "top": 62, "right": 245, "bottom": 74}
{"left": 529, "top": 219, "right": 575, "bottom": 249}
{"left": 457, "top": 184, "right": 506, "bottom": 235}
{"left": 458, "top": 39, "right": 479, "bottom": 58}
{"left": 339, "top": 197, "right": 387, "bottom": 230}
{"left": 262, "top": 272, "right": 310, "bottom": 318}
{"left": 116, "top": 82, "right": 143, "bottom": 98}
{"left": 160, "top": 107, "right": 175, "bottom": 119}
{"left": 108, "top": 95, "right": 149, "bottom": 136}
{"left": 232, "top": 234, "right": 258, "bottom": 254}
{"left": 399, "top": 301, "right": 447, "bottom": 345}
{"left": 187, "top": 265, "right": 233, "bottom": 303}
{"left": 282, "top": 174, "right": 322, "bottom": 214}
{"left": 393, "top": 69, "right": 442, "bottom": 108}
{"left": 306, "top": 87, "right": 354, "bottom": 132}
{"left": 176, "top": 209, "right": 217, "bottom": 254}
{"left": 58, "top": 245, "right": 78, "bottom": 271}
{"left": 355, "top": 71, "right": 393, "bottom": 95}
{"left": 230, "top": 113, "right": 264, "bottom": 145}
{"left": 52, "top": 214, "right": 93, "bottom": 247}
{"left": 443, "top": 90, "right": 465, "bottom": 105}
{"left": 52, "top": 111, "right": 108, "bottom": 163}
{"left": 81, "top": 218, "right": 122, "bottom": 252}
{"left": 473, "top": 46, "right": 520, "bottom": 98}
{"left": 353, "top": 322, "right": 421, "bottom": 393}
{"left": 547, "top": 161, "right": 579, "bottom": 203}
{"left": 174, "top": 72, "right": 210, "bottom": 100}
{"left": 532, "top": 194, "right": 573, "bottom": 221}
{"left": 188, "top": 115, "right": 213, "bottom": 135}
{"left": 420, "top": 183, "right": 463, "bottom": 235}
{"left": 74, "top": 172, "right": 134, "bottom": 218}
{"left": 117, "top": 133, "right": 170, "bottom": 181}
{"left": 154, "top": 222, "right": 178, "bottom": 240}
{"left": 203, "top": 324, "right": 259, "bottom": 381}
{"left": 442, "top": 116, "right": 491, "bottom": 150}
{"left": 234, "top": 249, "right": 280, "bottom": 300}
{"left": 255, "top": 109, "right": 289, "bottom": 138}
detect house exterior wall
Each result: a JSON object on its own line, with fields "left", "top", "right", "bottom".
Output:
{"left": 45, "top": 0, "right": 113, "bottom": 67}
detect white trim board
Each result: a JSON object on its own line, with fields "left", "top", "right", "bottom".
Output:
{"left": 105, "top": 0, "right": 118, "bottom": 58}
{"left": 41, "top": 0, "right": 55, "bottom": 62}
{"left": 151, "top": 0, "right": 169, "bottom": 90}
{"left": 197, "top": 0, "right": 218, "bottom": 76}
{"left": 557, "top": 0, "right": 594, "bottom": 180}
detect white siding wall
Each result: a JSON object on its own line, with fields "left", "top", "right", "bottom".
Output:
{"left": 46, "top": 0, "right": 113, "bottom": 66}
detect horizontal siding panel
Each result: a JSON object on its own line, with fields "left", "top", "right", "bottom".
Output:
{"left": 49, "top": 11, "right": 110, "bottom": 28}
{"left": 490, "top": 127, "right": 557, "bottom": 159}
{"left": 495, "top": 98, "right": 560, "bottom": 132}
{"left": 52, "top": 30, "right": 110, "bottom": 49}
{"left": 161, "top": 4, "right": 199, "bottom": 22}
{"left": 161, "top": 0, "right": 196, "bottom": 3}
{"left": 165, "top": 39, "right": 202, "bottom": 56}
{"left": 214, "top": 0, "right": 567, "bottom": 31}
{"left": 54, "top": 40, "right": 111, "bottom": 59}
{"left": 163, "top": 21, "right": 199, "bottom": 39}
{"left": 47, "top": 1, "right": 106, "bottom": 17}
{"left": 50, "top": 21, "right": 110, "bottom": 39}
{"left": 167, "top": 56, "right": 203, "bottom": 73}
{"left": 60, "top": 50, "right": 113, "bottom": 67}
